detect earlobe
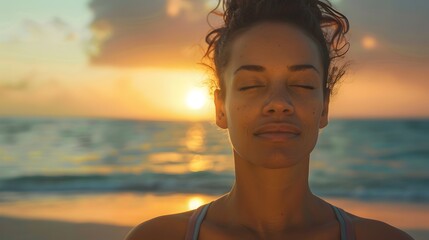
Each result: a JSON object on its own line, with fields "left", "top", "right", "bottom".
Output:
{"left": 319, "top": 98, "right": 329, "bottom": 129}
{"left": 214, "top": 89, "right": 228, "bottom": 129}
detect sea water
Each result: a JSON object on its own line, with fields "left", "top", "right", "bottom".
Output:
{"left": 0, "top": 117, "right": 428, "bottom": 203}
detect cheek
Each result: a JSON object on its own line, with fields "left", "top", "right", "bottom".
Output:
{"left": 227, "top": 99, "right": 248, "bottom": 118}
{"left": 311, "top": 105, "right": 323, "bottom": 118}
{"left": 227, "top": 102, "right": 253, "bottom": 133}
{"left": 304, "top": 93, "right": 323, "bottom": 111}
{"left": 229, "top": 104, "right": 247, "bottom": 125}
{"left": 312, "top": 106, "right": 322, "bottom": 116}
{"left": 296, "top": 98, "right": 324, "bottom": 124}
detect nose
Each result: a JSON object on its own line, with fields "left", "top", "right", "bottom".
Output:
{"left": 262, "top": 88, "right": 294, "bottom": 116}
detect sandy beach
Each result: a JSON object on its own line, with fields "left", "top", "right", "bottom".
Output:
{"left": 0, "top": 216, "right": 131, "bottom": 240}
{"left": 0, "top": 193, "right": 428, "bottom": 240}
{"left": 0, "top": 216, "right": 427, "bottom": 240}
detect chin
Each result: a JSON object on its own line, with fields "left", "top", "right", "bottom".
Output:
{"left": 250, "top": 153, "right": 305, "bottom": 169}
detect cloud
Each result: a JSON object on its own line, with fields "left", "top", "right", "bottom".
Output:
{"left": 166, "top": 0, "right": 207, "bottom": 20}
{"left": 88, "top": 0, "right": 214, "bottom": 68}
{"left": 0, "top": 72, "right": 36, "bottom": 92}
{"left": 0, "top": 79, "right": 31, "bottom": 92}
{"left": 22, "top": 20, "right": 45, "bottom": 40}
{"left": 338, "top": 0, "right": 429, "bottom": 60}
{"left": 2, "top": 17, "right": 80, "bottom": 43}
{"left": 87, "top": 0, "right": 429, "bottom": 68}
{"left": 50, "top": 17, "right": 79, "bottom": 42}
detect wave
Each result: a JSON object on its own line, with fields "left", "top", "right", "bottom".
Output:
{"left": 0, "top": 172, "right": 235, "bottom": 195}
{"left": 1, "top": 118, "right": 428, "bottom": 203}
{"left": 1, "top": 172, "right": 429, "bottom": 202}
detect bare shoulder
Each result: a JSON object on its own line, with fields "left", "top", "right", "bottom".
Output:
{"left": 346, "top": 212, "right": 414, "bottom": 240}
{"left": 124, "top": 210, "right": 194, "bottom": 240}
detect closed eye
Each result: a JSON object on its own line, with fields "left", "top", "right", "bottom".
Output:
{"left": 291, "top": 85, "right": 315, "bottom": 90}
{"left": 239, "top": 85, "right": 265, "bottom": 91}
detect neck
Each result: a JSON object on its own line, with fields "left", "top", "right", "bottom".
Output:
{"left": 222, "top": 151, "right": 325, "bottom": 233}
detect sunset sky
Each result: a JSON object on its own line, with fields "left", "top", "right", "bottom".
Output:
{"left": 1, "top": 0, "right": 428, "bottom": 121}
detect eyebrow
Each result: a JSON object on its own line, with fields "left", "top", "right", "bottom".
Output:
{"left": 233, "top": 64, "right": 320, "bottom": 75}
{"left": 234, "top": 65, "right": 265, "bottom": 75}
{"left": 288, "top": 64, "right": 320, "bottom": 74}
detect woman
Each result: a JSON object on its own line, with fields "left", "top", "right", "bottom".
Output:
{"left": 126, "top": 0, "right": 414, "bottom": 239}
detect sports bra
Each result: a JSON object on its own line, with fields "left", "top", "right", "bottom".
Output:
{"left": 185, "top": 202, "right": 355, "bottom": 240}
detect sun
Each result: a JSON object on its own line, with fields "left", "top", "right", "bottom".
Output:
{"left": 188, "top": 197, "right": 204, "bottom": 210}
{"left": 186, "top": 88, "right": 207, "bottom": 110}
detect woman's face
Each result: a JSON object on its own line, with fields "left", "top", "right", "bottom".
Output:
{"left": 215, "top": 22, "right": 329, "bottom": 168}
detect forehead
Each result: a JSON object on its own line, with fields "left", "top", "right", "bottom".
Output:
{"left": 226, "top": 22, "right": 322, "bottom": 75}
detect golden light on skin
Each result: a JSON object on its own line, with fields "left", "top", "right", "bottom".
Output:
{"left": 186, "top": 88, "right": 208, "bottom": 110}
{"left": 188, "top": 196, "right": 205, "bottom": 210}
{"left": 362, "top": 36, "right": 377, "bottom": 49}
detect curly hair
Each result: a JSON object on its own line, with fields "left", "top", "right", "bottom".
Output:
{"left": 203, "top": 0, "right": 350, "bottom": 99}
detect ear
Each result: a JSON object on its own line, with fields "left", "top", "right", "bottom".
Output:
{"left": 214, "top": 89, "right": 228, "bottom": 129}
{"left": 319, "top": 96, "right": 329, "bottom": 129}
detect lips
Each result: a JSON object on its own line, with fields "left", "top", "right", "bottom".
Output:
{"left": 254, "top": 123, "right": 301, "bottom": 141}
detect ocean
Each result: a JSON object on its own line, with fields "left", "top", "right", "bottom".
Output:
{"left": 0, "top": 117, "right": 428, "bottom": 203}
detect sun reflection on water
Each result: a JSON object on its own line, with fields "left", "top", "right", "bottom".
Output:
{"left": 184, "top": 123, "right": 205, "bottom": 153}
{"left": 189, "top": 155, "right": 212, "bottom": 172}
